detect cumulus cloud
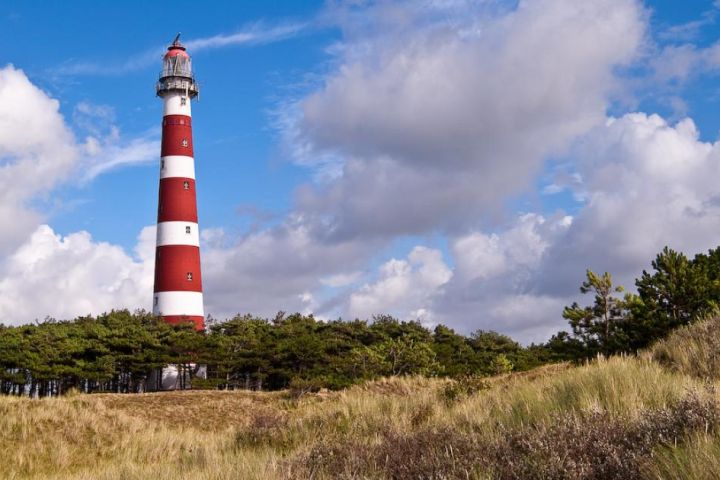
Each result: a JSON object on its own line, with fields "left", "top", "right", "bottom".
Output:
{"left": 288, "top": 0, "right": 646, "bottom": 238}
{"left": 431, "top": 213, "right": 573, "bottom": 342}
{"left": 201, "top": 216, "right": 380, "bottom": 320}
{"left": 537, "top": 112, "right": 720, "bottom": 295}
{"left": 651, "top": 42, "right": 720, "bottom": 84}
{"left": 346, "top": 246, "right": 452, "bottom": 323}
{"left": 0, "top": 66, "right": 79, "bottom": 254}
{"left": 0, "top": 67, "right": 164, "bottom": 255}
{"left": 0, "top": 225, "right": 154, "bottom": 324}
{"left": 405, "top": 112, "right": 720, "bottom": 343}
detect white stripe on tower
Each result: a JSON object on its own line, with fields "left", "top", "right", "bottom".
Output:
{"left": 154, "top": 292, "right": 204, "bottom": 317}
{"left": 156, "top": 221, "right": 200, "bottom": 247}
{"left": 160, "top": 155, "right": 195, "bottom": 179}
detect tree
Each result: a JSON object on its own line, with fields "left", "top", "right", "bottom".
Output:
{"left": 563, "top": 270, "right": 634, "bottom": 355}
{"left": 372, "top": 336, "right": 439, "bottom": 376}
{"left": 432, "top": 325, "right": 475, "bottom": 377}
{"left": 634, "top": 247, "right": 717, "bottom": 345}
{"left": 489, "top": 354, "right": 513, "bottom": 375}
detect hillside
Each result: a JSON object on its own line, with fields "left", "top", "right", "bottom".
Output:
{"left": 4, "top": 317, "right": 720, "bottom": 479}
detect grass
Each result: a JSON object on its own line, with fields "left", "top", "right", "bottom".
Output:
{"left": 4, "top": 319, "right": 720, "bottom": 479}
{"left": 651, "top": 314, "right": 720, "bottom": 381}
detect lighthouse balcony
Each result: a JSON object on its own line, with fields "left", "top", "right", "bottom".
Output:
{"left": 156, "top": 77, "right": 199, "bottom": 97}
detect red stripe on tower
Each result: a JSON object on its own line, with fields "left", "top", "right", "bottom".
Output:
{"left": 152, "top": 35, "right": 204, "bottom": 331}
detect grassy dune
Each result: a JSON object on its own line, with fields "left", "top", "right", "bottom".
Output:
{"left": 4, "top": 318, "right": 720, "bottom": 479}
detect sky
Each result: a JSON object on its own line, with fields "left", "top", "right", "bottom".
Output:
{"left": 1, "top": 0, "right": 720, "bottom": 343}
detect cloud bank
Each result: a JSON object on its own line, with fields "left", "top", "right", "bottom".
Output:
{"left": 6, "top": 0, "right": 720, "bottom": 346}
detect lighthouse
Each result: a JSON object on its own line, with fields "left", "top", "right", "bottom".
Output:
{"left": 153, "top": 35, "right": 204, "bottom": 331}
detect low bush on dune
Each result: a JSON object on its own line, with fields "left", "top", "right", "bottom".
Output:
{"left": 6, "top": 319, "right": 720, "bottom": 479}
{"left": 288, "top": 390, "right": 720, "bottom": 480}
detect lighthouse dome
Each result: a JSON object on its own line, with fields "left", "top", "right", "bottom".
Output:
{"left": 165, "top": 47, "right": 189, "bottom": 59}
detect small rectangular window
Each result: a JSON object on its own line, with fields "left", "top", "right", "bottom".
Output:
{"left": 180, "top": 97, "right": 187, "bottom": 106}
{"left": 185, "top": 226, "right": 191, "bottom": 234}
{"left": 183, "top": 181, "right": 190, "bottom": 190}
{"left": 161, "top": 159, "right": 165, "bottom": 170}
{"left": 186, "top": 272, "right": 193, "bottom": 281}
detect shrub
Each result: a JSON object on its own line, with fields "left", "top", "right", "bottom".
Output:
{"left": 293, "top": 428, "right": 484, "bottom": 480}
{"left": 234, "top": 411, "right": 288, "bottom": 449}
{"left": 440, "top": 375, "right": 491, "bottom": 404}
{"left": 291, "top": 390, "right": 720, "bottom": 480}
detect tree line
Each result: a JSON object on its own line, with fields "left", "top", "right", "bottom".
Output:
{"left": 0, "top": 310, "right": 546, "bottom": 396}
{"left": 1, "top": 244, "right": 718, "bottom": 396}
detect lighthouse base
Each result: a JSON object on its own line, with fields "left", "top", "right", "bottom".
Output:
{"left": 147, "top": 364, "right": 207, "bottom": 391}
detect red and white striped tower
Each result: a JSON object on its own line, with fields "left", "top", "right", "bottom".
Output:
{"left": 153, "top": 35, "right": 204, "bottom": 331}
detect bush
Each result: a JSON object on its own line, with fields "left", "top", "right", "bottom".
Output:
{"left": 234, "top": 411, "right": 288, "bottom": 449}
{"left": 291, "top": 390, "right": 720, "bottom": 480}
{"left": 440, "top": 375, "right": 491, "bottom": 404}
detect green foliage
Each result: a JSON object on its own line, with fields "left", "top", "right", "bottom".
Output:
{"left": 489, "top": 353, "right": 513, "bottom": 375}
{"left": 631, "top": 246, "right": 720, "bottom": 349}
{"left": 553, "top": 244, "right": 720, "bottom": 361}
{"left": 0, "top": 311, "right": 548, "bottom": 397}
{"left": 7, "top": 241, "right": 720, "bottom": 396}
{"left": 562, "top": 270, "right": 635, "bottom": 356}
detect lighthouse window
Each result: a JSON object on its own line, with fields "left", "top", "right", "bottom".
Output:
{"left": 186, "top": 272, "right": 193, "bottom": 281}
{"left": 185, "top": 226, "right": 191, "bottom": 234}
{"left": 161, "top": 159, "right": 165, "bottom": 170}
{"left": 181, "top": 138, "right": 188, "bottom": 147}
{"left": 154, "top": 296, "right": 158, "bottom": 306}
{"left": 180, "top": 97, "right": 187, "bottom": 106}
{"left": 183, "top": 181, "right": 190, "bottom": 190}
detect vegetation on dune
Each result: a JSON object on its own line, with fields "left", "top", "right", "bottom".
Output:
{"left": 0, "top": 311, "right": 548, "bottom": 396}
{"left": 3, "top": 339, "right": 720, "bottom": 479}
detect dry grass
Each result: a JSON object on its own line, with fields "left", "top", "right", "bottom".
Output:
{"left": 651, "top": 314, "right": 720, "bottom": 381}
{"left": 4, "top": 322, "right": 720, "bottom": 479}
{"left": 645, "top": 433, "right": 720, "bottom": 480}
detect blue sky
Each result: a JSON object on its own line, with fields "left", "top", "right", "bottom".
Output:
{"left": 1, "top": 0, "right": 720, "bottom": 343}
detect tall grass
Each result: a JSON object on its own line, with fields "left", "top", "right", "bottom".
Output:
{"left": 3, "top": 319, "right": 720, "bottom": 479}
{"left": 651, "top": 314, "right": 720, "bottom": 381}
{"left": 645, "top": 433, "right": 720, "bottom": 480}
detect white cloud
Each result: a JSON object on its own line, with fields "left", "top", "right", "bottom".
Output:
{"left": 80, "top": 132, "right": 158, "bottom": 181}
{"left": 347, "top": 246, "right": 452, "bottom": 322}
{"left": 422, "top": 112, "right": 720, "bottom": 343}
{"left": 288, "top": 0, "right": 646, "bottom": 238}
{"left": 201, "top": 217, "right": 379, "bottom": 320}
{"left": 428, "top": 213, "right": 572, "bottom": 342}
{"left": 71, "top": 101, "right": 159, "bottom": 181}
{"left": 186, "top": 22, "right": 308, "bottom": 51}
{"left": 320, "top": 271, "right": 362, "bottom": 288}
{"left": 0, "top": 66, "right": 79, "bottom": 254}
{"left": 536, "top": 112, "right": 720, "bottom": 295}
{"left": 651, "top": 39, "right": 720, "bottom": 86}
{"left": 0, "top": 225, "right": 154, "bottom": 324}
{"left": 52, "top": 22, "right": 310, "bottom": 76}
{"left": 0, "top": 68, "right": 164, "bottom": 256}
